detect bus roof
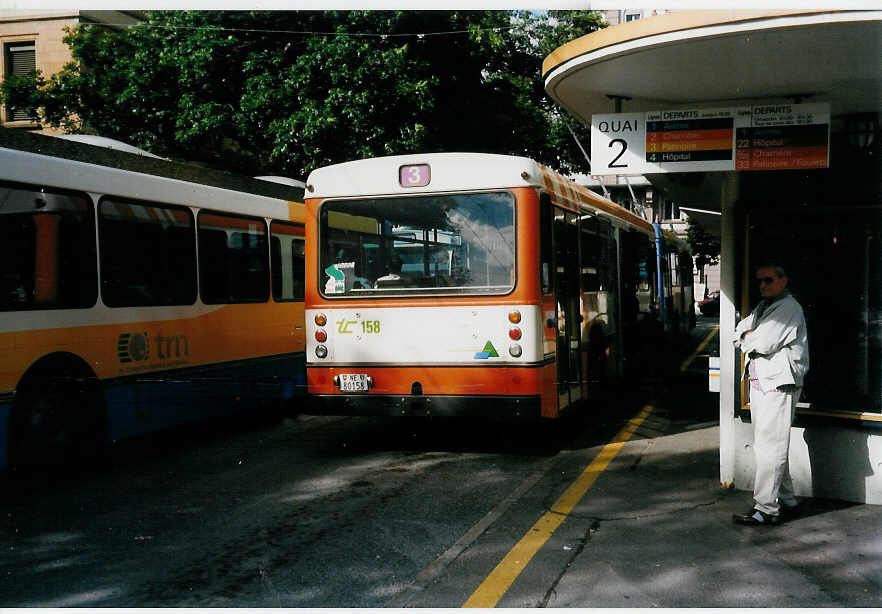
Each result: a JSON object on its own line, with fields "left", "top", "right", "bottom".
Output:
{"left": 306, "top": 153, "right": 546, "bottom": 199}
{"left": 0, "top": 127, "right": 305, "bottom": 203}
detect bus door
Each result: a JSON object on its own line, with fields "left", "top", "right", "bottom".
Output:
{"left": 553, "top": 208, "right": 582, "bottom": 408}
{"left": 580, "top": 215, "right": 620, "bottom": 389}
{"left": 620, "top": 230, "right": 662, "bottom": 379}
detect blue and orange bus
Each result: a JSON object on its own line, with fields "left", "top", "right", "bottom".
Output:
{"left": 0, "top": 130, "right": 306, "bottom": 468}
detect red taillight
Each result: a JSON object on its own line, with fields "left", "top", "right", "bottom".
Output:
{"left": 315, "top": 313, "right": 327, "bottom": 327}
{"left": 315, "top": 330, "right": 327, "bottom": 342}
{"left": 509, "top": 327, "right": 522, "bottom": 341}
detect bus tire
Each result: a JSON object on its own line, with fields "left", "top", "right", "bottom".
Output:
{"left": 8, "top": 355, "right": 108, "bottom": 471}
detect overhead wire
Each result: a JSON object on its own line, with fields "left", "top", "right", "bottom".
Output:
{"left": 80, "top": 20, "right": 518, "bottom": 39}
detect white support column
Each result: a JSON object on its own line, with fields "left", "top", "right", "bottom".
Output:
{"left": 718, "top": 172, "right": 739, "bottom": 488}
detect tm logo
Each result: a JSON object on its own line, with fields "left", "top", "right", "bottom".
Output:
{"left": 118, "top": 332, "right": 190, "bottom": 363}
{"left": 118, "top": 332, "right": 150, "bottom": 363}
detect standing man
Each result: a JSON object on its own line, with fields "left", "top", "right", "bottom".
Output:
{"left": 733, "top": 263, "right": 810, "bottom": 526}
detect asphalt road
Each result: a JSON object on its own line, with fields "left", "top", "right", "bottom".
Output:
{"left": 1, "top": 319, "right": 723, "bottom": 607}
{"left": 0, "top": 411, "right": 630, "bottom": 607}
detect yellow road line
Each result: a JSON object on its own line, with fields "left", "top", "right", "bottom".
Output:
{"left": 463, "top": 326, "right": 719, "bottom": 608}
{"left": 679, "top": 325, "right": 720, "bottom": 372}
{"left": 462, "top": 403, "right": 654, "bottom": 608}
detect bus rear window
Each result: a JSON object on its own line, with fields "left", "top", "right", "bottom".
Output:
{"left": 319, "top": 192, "right": 515, "bottom": 296}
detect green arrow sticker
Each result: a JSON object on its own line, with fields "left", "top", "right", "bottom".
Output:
{"left": 325, "top": 264, "right": 345, "bottom": 293}
{"left": 325, "top": 264, "right": 344, "bottom": 280}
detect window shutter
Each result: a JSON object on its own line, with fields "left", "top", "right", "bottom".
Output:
{"left": 6, "top": 43, "right": 37, "bottom": 122}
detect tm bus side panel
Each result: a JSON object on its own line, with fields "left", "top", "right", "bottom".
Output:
{"left": 1, "top": 301, "right": 305, "bottom": 451}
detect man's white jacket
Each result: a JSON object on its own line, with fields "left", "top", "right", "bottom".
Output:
{"left": 734, "top": 293, "right": 810, "bottom": 392}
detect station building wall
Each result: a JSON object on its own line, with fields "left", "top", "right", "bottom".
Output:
{"left": 0, "top": 12, "right": 79, "bottom": 131}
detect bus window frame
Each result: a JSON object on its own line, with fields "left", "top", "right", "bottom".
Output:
{"left": 316, "top": 190, "right": 519, "bottom": 300}
{"left": 98, "top": 195, "right": 197, "bottom": 308}
{"left": 0, "top": 179, "right": 99, "bottom": 312}
{"left": 270, "top": 220, "right": 306, "bottom": 303}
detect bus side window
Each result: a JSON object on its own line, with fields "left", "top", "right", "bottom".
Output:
{"left": 99, "top": 198, "right": 195, "bottom": 307}
{"left": 230, "top": 231, "right": 268, "bottom": 301}
{"left": 0, "top": 213, "right": 36, "bottom": 310}
{"left": 0, "top": 181, "right": 97, "bottom": 311}
{"left": 199, "top": 212, "right": 269, "bottom": 304}
{"left": 539, "top": 194, "right": 553, "bottom": 295}
{"left": 271, "top": 221, "right": 305, "bottom": 302}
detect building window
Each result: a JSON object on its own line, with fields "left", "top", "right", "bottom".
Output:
{"left": 748, "top": 206, "right": 882, "bottom": 414}
{"left": 3, "top": 42, "right": 37, "bottom": 122}
{"left": 625, "top": 13, "right": 641, "bottom": 22}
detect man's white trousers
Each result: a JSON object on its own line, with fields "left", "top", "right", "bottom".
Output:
{"left": 750, "top": 385, "right": 801, "bottom": 515}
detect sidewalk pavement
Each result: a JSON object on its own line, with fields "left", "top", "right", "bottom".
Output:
{"left": 513, "top": 423, "right": 882, "bottom": 608}
{"left": 498, "top": 323, "right": 882, "bottom": 608}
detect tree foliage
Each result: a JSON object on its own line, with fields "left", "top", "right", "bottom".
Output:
{"left": 1, "top": 10, "right": 605, "bottom": 178}
{"left": 0, "top": 71, "right": 45, "bottom": 121}
{"left": 686, "top": 219, "right": 721, "bottom": 269}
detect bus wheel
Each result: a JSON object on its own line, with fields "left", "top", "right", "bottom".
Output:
{"left": 9, "top": 364, "right": 107, "bottom": 471}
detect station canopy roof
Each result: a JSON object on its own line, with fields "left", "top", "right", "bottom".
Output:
{"left": 542, "top": 10, "right": 882, "bottom": 224}
{"left": 543, "top": 10, "right": 882, "bottom": 122}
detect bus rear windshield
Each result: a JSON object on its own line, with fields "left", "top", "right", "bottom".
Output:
{"left": 320, "top": 192, "right": 515, "bottom": 296}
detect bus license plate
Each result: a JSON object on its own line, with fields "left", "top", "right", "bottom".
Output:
{"left": 339, "top": 373, "right": 370, "bottom": 392}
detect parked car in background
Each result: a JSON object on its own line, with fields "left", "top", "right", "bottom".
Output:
{"left": 698, "top": 290, "right": 720, "bottom": 315}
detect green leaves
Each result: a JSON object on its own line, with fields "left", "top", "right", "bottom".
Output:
{"left": 25, "top": 10, "right": 604, "bottom": 178}
{"left": 686, "top": 220, "right": 721, "bottom": 269}
{"left": 0, "top": 70, "right": 45, "bottom": 120}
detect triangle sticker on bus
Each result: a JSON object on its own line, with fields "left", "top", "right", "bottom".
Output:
{"left": 474, "top": 341, "right": 499, "bottom": 359}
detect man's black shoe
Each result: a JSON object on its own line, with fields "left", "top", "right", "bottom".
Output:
{"left": 733, "top": 508, "right": 780, "bottom": 526}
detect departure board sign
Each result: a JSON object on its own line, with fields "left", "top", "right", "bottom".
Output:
{"left": 645, "top": 107, "right": 737, "bottom": 172}
{"left": 590, "top": 103, "right": 829, "bottom": 175}
{"left": 735, "top": 104, "right": 830, "bottom": 170}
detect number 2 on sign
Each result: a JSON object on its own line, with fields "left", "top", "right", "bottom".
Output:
{"left": 608, "top": 139, "right": 628, "bottom": 168}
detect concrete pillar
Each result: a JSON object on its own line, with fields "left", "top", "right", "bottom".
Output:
{"left": 718, "top": 172, "right": 739, "bottom": 488}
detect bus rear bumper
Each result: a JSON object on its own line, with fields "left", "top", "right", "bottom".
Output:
{"left": 310, "top": 394, "right": 542, "bottom": 419}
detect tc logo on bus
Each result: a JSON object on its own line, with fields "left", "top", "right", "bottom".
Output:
{"left": 118, "top": 332, "right": 150, "bottom": 363}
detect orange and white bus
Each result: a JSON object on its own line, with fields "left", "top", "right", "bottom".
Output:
{"left": 0, "top": 131, "right": 306, "bottom": 469}
{"left": 304, "top": 153, "right": 693, "bottom": 419}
